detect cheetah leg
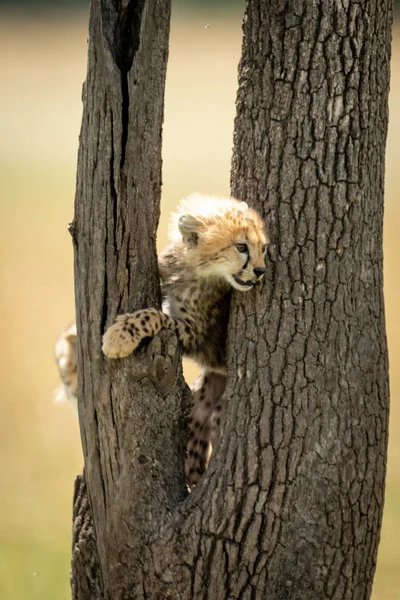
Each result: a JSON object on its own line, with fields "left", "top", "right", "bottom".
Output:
{"left": 54, "top": 323, "right": 78, "bottom": 408}
{"left": 102, "top": 308, "right": 197, "bottom": 358}
{"left": 186, "top": 370, "right": 227, "bottom": 488}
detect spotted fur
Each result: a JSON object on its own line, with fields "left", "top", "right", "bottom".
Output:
{"left": 54, "top": 323, "right": 78, "bottom": 413}
{"left": 103, "top": 194, "right": 268, "bottom": 485}
{"left": 56, "top": 194, "right": 268, "bottom": 487}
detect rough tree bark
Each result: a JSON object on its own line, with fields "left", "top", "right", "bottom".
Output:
{"left": 71, "top": 1, "right": 392, "bottom": 599}
{"left": 71, "top": 1, "right": 188, "bottom": 597}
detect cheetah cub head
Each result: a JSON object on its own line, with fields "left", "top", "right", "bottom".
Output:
{"left": 172, "top": 194, "right": 269, "bottom": 291}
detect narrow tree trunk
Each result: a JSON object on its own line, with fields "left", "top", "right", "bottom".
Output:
{"left": 71, "top": 1, "right": 188, "bottom": 598}
{"left": 71, "top": 1, "right": 392, "bottom": 599}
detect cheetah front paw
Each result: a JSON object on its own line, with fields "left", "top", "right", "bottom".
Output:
{"left": 102, "top": 314, "right": 143, "bottom": 358}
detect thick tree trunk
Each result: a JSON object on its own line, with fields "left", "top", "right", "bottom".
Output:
{"left": 228, "top": 1, "right": 392, "bottom": 597}
{"left": 71, "top": 1, "right": 392, "bottom": 599}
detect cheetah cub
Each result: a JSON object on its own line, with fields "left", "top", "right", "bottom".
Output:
{"left": 103, "top": 194, "right": 268, "bottom": 485}
{"left": 55, "top": 194, "right": 268, "bottom": 487}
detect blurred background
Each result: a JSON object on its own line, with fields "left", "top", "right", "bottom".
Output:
{"left": 0, "top": 1, "right": 398, "bottom": 598}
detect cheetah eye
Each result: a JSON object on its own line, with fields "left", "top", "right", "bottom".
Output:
{"left": 235, "top": 243, "right": 248, "bottom": 254}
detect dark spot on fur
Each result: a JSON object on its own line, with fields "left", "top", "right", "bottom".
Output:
{"left": 205, "top": 401, "right": 211, "bottom": 408}
{"left": 141, "top": 319, "right": 146, "bottom": 326}
{"left": 145, "top": 315, "right": 150, "bottom": 321}
{"left": 216, "top": 418, "right": 221, "bottom": 426}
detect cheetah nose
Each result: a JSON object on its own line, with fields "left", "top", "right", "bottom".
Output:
{"left": 254, "top": 267, "right": 266, "bottom": 278}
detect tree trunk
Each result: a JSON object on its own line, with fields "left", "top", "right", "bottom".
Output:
{"left": 71, "top": 1, "right": 188, "bottom": 598}
{"left": 228, "top": 2, "right": 392, "bottom": 597}
{"left": 71, "top": 1, "right": 392, "bottom": 599}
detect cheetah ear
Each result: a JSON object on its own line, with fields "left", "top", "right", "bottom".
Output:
{"left": 178, "top": 214, "right": 201, "bottom": 246}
